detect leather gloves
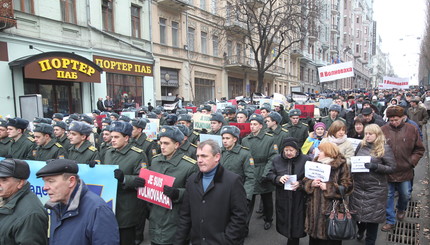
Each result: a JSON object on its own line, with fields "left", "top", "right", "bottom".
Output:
{"left": 87, "top": 160, "right": 98, "bottom": 168}
{"left": 364, "top": 162, "right": 378, "bottom": 171}
{"left": 114, "top": 169, "right": 124, "bottom": 182}
{"left": 132, "top": 177, "right": 146, "bottom": 188}
{"left": 163, "top": 185, "right": 179, "bottom": 200}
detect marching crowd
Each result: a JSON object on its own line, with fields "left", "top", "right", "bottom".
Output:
{"left": 0, "top": 88, "right": 428, "bottom": 245}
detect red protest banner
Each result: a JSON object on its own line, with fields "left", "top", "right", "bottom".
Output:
{"left": 229, "top": 122, "right": 251, "bottom": 138}
{"left": 137, "top": 169, "right": 176, "bottom": 209}
{"left": 185, "top": 106, "right": 197, "bottom": 113}
{"left": 227, "top": 99, "right": 237, "bottom": 105}
{"left": 95, "top": 115, "right": 106, "bottom": 129}
{"left": 295, "top": 104, "right": 315, "bottom": 118}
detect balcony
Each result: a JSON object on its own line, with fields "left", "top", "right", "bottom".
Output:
{"left": 300, "top": 51, "right": 313, "bottom": 63}
{"left": 331, "top": 24, "right": 338, "bottom": 33}
{"left": 290, "top": 49, "right": 304, "bottom": 58}
{"left": 0, "top": 0, "right": 16, "bottom": 31}
{"left": 224, "top": 19, "right": 247, "bottom": 35}
{"left": 308, "top": 30, "right": 318, "bottom": 42}
{"left": 225, "top": 55, "right": 253, "bottom": 67}
{"left": 244, "top": 0, "right": 264, "bottom": 8}
{"left": 331, "top": 4, "right": 339, "bottom": 14}
{"left": 157, "top": 0, "right": 191, "bottom": 11}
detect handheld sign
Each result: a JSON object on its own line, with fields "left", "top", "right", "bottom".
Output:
{"left": 193, "top": 113, "right": 211, "bottom": 131}
{"left": 95, "top": 114, "right": 106, "bottom": 129}
{"left": 137, "top": 169, "right": 176, "bottom": 209}
{"left": 348, "top": 138, "right": 362, "bottom": 151}
{"left": 143, "top": 118, "right": 160, "bottom": 140}
{"left": 229, "top": 122, "right": 251, "bottom": 138}
{"left": 185, "top": 106, "right": 197, "bottom": 113}
{"left": 305, "top": 161, "right": 331, "bottom": 182}
{"left": 284, "top": 175, "right": 297, "bottom": 191}
{"left": 350, "top": 156, "right": 371, "bottom": 173}
{"left": 295, "top": 104, "right": 315, "bottom": 118}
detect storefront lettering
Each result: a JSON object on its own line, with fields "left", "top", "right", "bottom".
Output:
{"left": 38, "top": 58, "right": 96, "bottom": 77}
{"left": 94, "top": 58, "right": 152, "bottom": 75}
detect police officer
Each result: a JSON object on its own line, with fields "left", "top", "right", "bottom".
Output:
{"left": 130, "top": 118, "right": 157, "bottom": 164}
{"left": 103, "top": 121, "right": 148, "bottom": 245}
{"left": 176, "top": 124, "right": 197, "bottom": 159}
{"left": 0, "top": 119, "right": 11, "bottom": 157}
{"left": 177, "top": 114, "right": 200, "bottom": 145}
{"left": 29, "top": 123, "right": 67, "bottom": 161}
{"left": 67, "top": 121, "right": 101, "bottom": 164}
{"left": 208, "top": 113, "right": 225, "bottom": 135}
{"left": 7, "top": 118, "right": 35, "bottom": 159}
{"left": 320, "top": 104, "right": 346, "bottom": 129}
{"left": 98, "top": 126, "right": 111, "bottom": 161}
{"left": 53, "top": 121, "right": 71, "bottom": 151}
{"left": 148, "top": 126, "right": 198, "bottom": 245}
{"left": 242, "top": 113, "right": 277, "bottom": 230}
{"left": 265, "top": 111, "right": 289, "bottom": 153}
{"left": 283, "top": 109, "right": 309, "bottom": 148}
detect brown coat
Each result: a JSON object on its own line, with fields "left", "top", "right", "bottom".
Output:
{"left": 381, "top": 122, "right": 425, "bottom": 182}
{"left": 407, "top": 106, "right": 428, "bottom": 127}
{"left": 303, "top": 154, "right": 353, "bottom": 240}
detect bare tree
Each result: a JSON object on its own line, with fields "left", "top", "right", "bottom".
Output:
{"left": 229, "top": 0, "right": 320, "bottom": 93}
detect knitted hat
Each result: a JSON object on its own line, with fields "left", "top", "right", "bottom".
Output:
{"left": 313, "top": 122, "right": 326, "bottom": 131}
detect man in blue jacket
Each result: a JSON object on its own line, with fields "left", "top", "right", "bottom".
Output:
{"left": 36, "top": 159, "right": 120, "bottom": 245}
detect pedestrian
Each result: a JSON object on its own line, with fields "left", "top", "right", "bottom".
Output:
{"left": 282, "top": 109, "right": 309, "bottom": 147}
{"left": 6, "top": 117, "right": 35, "bottom": 159}
{"left": 347, "top": 115, "right": 366, "bottom": 139}
{"left": 67, "top": 121, "right": 101, "bottom": 165}
{"left": 301, "top": 122, "right": 327, "bottom": 158}
{"left": 174, "top": 139, "right": 248, "bottom": 245}
{"left": 0, "top": 158, "right": 48, "bottom": 245}
{"left": 36, "top": 159, "right": 120, "bottom": 245}
{"left": 29, "top": 123, "right": 68, "bottom": 160}
{"left": 267, "top": 137, "right": 310, "bottom": 245}
{"left": 361, "top": 108, "right": 385, "bottom": 127}
{"left": 350, "top": 124, "right": 396, "bottom": 244}
{"left": 97, "top": 97, "right": 106, "bottom": 111}
{"left": 303, "top": 142, "right": 353, "bottom": 245}
{"left": 321, "top": 120, "right": 354, "bottom": 165}
{"left": 0, "top": 119, "right": 11, "bottom": 157}
{"left": 407, "top": 96, "right": 428, "bottom": 130}
{"left": 380, "top": 106, "right": 425, "bottom": 231}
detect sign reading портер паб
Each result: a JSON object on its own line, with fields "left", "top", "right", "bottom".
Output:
{"left": 93, "top": 55, "right": 153, "bottom": 76}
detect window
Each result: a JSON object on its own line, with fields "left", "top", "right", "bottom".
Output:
{"left": 201, "top": 31, "right": 207, "bottom": 54}
{"left": 13, "top": 0, "right": 34, "bottom": 13}
{"left": 212, "top": 35, "right": 219, "bottom": 56}
{"left": 187, "top": 27, "right": 195, "bottom": 51}
{"left": 200, "top": 0, "right": 206, "bottom": 10}
{"left": 60, "top": 0, "right": 76, "bottom": 24}
{"left": 131, "top": 5, "right": 141, "bottom": 38}
{"left": 227, "top": 40, "right": 232, "bottom": 56}
{"left": 211, "top": 0, "right": 217, "bottom": 14}
{"left": 172, "top": 21, "right": 179, "bottom": 47}
{"left": 356, "top": 17, "right": 360, "bottom": 24}
{"left": 159, "top": 18, "right": 167, "bottom": 44}
{"left": 102, "top": 0, "right": 114, "bottom": 32}
{"left": 355, "top": 44, "right": 360, "bottom": 53}
{"left": 107, "top": 74, "right": 143, "bottom": 110}
{"left": 195, "top": 78, "right": 215, "bottom": 106}
{"left": 356, "top": 30, "right": 360, "bottom": 38}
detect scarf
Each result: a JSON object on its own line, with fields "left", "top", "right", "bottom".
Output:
{"left": 328, "top": 134, "right": 347, "bottom": 145}
{"left": 318, "top": 157, "right": 334, "bottom": 165}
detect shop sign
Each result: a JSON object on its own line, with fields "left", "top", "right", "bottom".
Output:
{"left": 94, "top": 55, "right": 153, "bottom": 76}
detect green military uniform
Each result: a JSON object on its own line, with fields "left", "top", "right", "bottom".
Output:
{"left": 67, "top": 140, "right": 100, "bottom": 163}
{"left": 98, "top": 141, "right": 111, "bottom": 162}
{"left": 56, "top": 134, "right": 71, "bottom": 151}
{"left": 178, "top": 140, "right": 197, "bottom": 160}
{"left": 282, "top": 122, "right": 309, "bottom": 148}
{"left": 159, "top": 117, "right": 166, "bottom": 126}
{"left": 266, "top": 126, "right": 289, "bottom": 153}
{"left": 131, "top": 133, "right": 157, "bottom": 164}
{"left": 220, "top": 144, "right": 255, "bottom": 200}
{"left": 104, "top": 143, "right": 147, "bottom": 230}
{"left": 187, "top": 130, "right": 200, "bottom": 145}
{"left": 8, "top": 135, "right": 35, "bottom": 160}
{"left": 29, "top": 139, "right": 67, "bottom": 161}
{"left": 208, "top": 129, "right": 222, "bottom": 135}
{"left": 242, "top": 130, "right": 277, "bottom": 194}
{"left": 0, "top": 137, "right": 12, "bottom": 157}
{"left": 148, "top": 151, "right": 198, "bottom": 244}
{"left": 320, "top": 116, "right": 346, "bottom": 130}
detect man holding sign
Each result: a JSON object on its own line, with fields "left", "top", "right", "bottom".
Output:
{"left": 148, "top": 126, "right": 198, "bottom": 245}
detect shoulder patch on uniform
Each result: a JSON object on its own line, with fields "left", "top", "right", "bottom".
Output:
{"left": 190, "top": 143, "right": 198, "bottom": 148}
{"left": 265, "top": 132, "right": 273, "bottom": 137}
{"left": 27, "top": 137, "right": 35, "bottom": 142}
{"left": 55, "top": 142, "right": 63, "bottom": 148}
{"left": 249, "top": 157, "right": 254, "bottom": 166}
{"left": 88, "top": 146, "right": 97, "bottom": 152}
{"left": 146, "top": 138, "right": 153, "bottom": 142}
{"left": 193, "top": 131, "right": 200, "bottom": 136}
{"left": 282, "top": 123, "right": 288, "bottom": 127}
{"left": 152, "top": 154, "right": 161, "bottom": 158}
{"left": 273, "top": 144, "right": 278, "bottom": 151}
{"left": 141, "top": 162, "right": 148, "bottom": 169}
{"left": 182, "top": 155, "right": 197, "bottom": 164}
{"left": 131, "top": 146, "right": 143, "bottom": 153}
{"left": 241, "top": 146, "right": 250, "bottom": 150}
{"left": 281, "top": 128, "right": 289, "bottom": 133}
{"left": 302, "top": 123, "right": 308, "bottom": 126}
{"left": 152, "top": 149, "right": 157, "bottom": 156}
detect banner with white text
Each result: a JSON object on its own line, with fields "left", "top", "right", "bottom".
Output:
{"left": 318, "top": 61, "right": 354, "bottom": 83}
{"left": 379, "top": 77, "right": 409, "bottom": 89}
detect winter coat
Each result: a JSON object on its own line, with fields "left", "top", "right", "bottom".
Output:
{"left": 381, "top": 122, "right": 425, "bottom": 182}
{"left": 350, "top": 143, "right": 396, "bottom": 223}
{"left": 0, "top": 182, "right": 48, "bottom": 245}
{"left": 301, "top": 131, "right": 327, "bottom": 157}
{"left": 267, "top": 152, "right": 310, "bottom": 238}
{"left": 321, "top": 136, "right": 354, "bottom": 165}
{"left": 174, "top": 165, "right": 248, "bottom": 245}
{"left": 407, "top": 106, "right": 428, "bottom": 127}
{"left": 47, "top": 180, "right": 120, "bottom": 245}
{"left": 303, "top": 154, "right": 353, "bottom": 240}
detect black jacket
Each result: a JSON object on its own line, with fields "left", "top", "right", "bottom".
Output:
{"left": 174, "top": 165, "right": 248, "bottom": 245}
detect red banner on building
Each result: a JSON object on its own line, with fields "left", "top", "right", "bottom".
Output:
{"left": 229, "top": 122, "right": 251, "bottom": 138}
{"left": 295, "top": 104, "right": 315, "bottom": 118}
{"left": 137, "top": 169, "right": 176, "bottom": 209}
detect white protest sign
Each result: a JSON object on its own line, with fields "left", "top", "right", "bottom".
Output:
{"left": 284, "top": 175, "right": 297, "bottom": 191}
{"left": 379, "top": 77, "right": 409, "bottom": 89}
{"left": 348, "top": 138, "right": 362, "bottom": 151}
{"left": 318, "top": 61, "right": 354, "bottom": 83}
{"left": 305, "top": 161, "right": 331, "bottom": 182}
{"left": 199, "top": 134, "right": 222, "bottom": 147}
{"left": 216, "top": 102, "right": 232, "bottom": 110}
{"left": 350, "top": 156, "right": 371, "bottom": 173}
{"left": 163, "top": 101, "right": 178, "bottom": 111}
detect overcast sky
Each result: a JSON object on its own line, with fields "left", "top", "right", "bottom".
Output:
{"left": 373, "top": 0, "right": 426, "bottom": 85}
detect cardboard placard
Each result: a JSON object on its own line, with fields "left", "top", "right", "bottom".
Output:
{"left": 185, "top": 106, "right": 197, "bottom": 113}
{"left": 137, "top": 169, "right": 176, "bottom": 209}
{"left": 143, "top": 118, "right": 160, "bottom": 140}
{"left": 305, "top": 161, "right": 331, "bottom": 182}
{"left": 295, "top": 104, "right": 315, "bottom": 118}
{"left": 193, "top": 113, "right": 211, "bottom": 130}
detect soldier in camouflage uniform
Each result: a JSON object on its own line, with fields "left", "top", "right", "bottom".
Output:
{"left": 176, "top": 124, "right": 197, "bottom": 159}
{"left": 29, "top": 123, "right": 67, "bottom": 161}
{"left": 0, "top": 119, "right": 11, "bottom": 157}
{"left": 53, "top": 121, "right": 71, "bottom": 151}
{"left": 265, "top": 111, "right": 289, "bottom": 153}
{"left": 6, "top": 118, "right": 35, "bottom": 159}
{"left": 67, "top": 121, "right": 101, "bottom": 165}
{"left": 282, "top": 109, "right": 309, "bottom": 148}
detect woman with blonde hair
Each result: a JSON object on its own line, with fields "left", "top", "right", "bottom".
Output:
{"left": 303, "top": 142, "right": 353, "bottom": 245}
{"left": 350, "top": 124, "right": 396, "bottom": 245}
{"left": 321, "top": 120, "right": 354, "bottom": 165}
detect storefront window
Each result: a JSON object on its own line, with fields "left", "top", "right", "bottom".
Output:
{"left": 106, "top": 73, "right": 143, "bottom": 110}
{"left": 195, "top": 78, "right": 214, "bottom": 106}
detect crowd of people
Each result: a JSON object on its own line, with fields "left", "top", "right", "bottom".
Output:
{"left": 0, "top": 88, "right": 428, "bottom": 245}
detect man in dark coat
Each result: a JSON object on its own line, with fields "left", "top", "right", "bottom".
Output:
{"left": 174, "top": 139, "right": 248, "bottom": 245}
{"left": 97, "top": 97, "right": 106, "bottom": 111}
{"left": 0, "top": 119, "right": 11, "bottom": 157}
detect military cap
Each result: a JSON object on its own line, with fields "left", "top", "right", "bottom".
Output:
{"left": 159, "top": 125, "right": 184, "bottom": 143}
{"left": 0, "top": 158, "right": 30, "bottom": 180}
{"left": 110, "top": 113, "right": 120, "bottom": 119}
{"left": 102, "top": 117, "right": 112, "bottom": 124}
{"left": 44, "top": 118, "right": 53, "bottom": 124}
{"left": 176, "top": 108, "right": 188, "bottom": 115}
{"left": 52, "top": 121, "right": 67, "bottom": 130}
{"left": 53, "top": 113, "right": 64, "bottom": 120}
{"left": 110, "top": 121, "right": 133, "bottom": 137}
{"left": 260, "top": 105, "right": 272, "bottom": 112}
{"left": 210, "top": 113, "right": 225, "bottom": 123}
{"left": 118, "top": 115, "right": 131, "bottom": 122}
{"left": 36, "top": 159, "right": 79, "bottom": 178}
{"left": 225, "top": 106, "right": 237, "bottom": 114}
{"left": 176, "top": 124, "right": 190, "bottom": 136}
{"left": 92, "top": 109, "right": 101, "bottom": 115}
{"left": 33, "top": 117, "right": 45, "bottom": 124}
{"left": 201, "top": 104, "right": 212, "bottom": 112}
{"left": 329, "top": 104, "right": 341, "bottom": 113}
{"left": 79, "top": 114, "right": 94, "bottom": 124}
{"left": 361, "top": 107, "right": 373, "bottom": 115}
{"left": 69, "top": 121, "right": 92, "bottom": 136}
{"left": 0, "top": 119, "right": 7, "bottom": 128}
{"left": 102, "top": 125, "right": 111, "bottom": 132}
{"left": 7, "top": 117, "right": 29, "bottom": 129}
{"left": 236, "top": 109, "right": 249, "bottom": 117}
{"left": 165, "top": 114, "right": 178, "bottom": 125}
{"left": 65, "top": 118, "right": 74, "bottom": 125}
{"left": 33, "top": 123, "right": 54, "bottom": 135}
{"left": 147, "top": 112, "right": 157, "bottom": 119}
{"left": 69, "top": 114, "right": 80, "bottom": 121}
{"left": 131, "top": 118, "right": 147, "bottom": 129}
{"left": 268, "top": 111, "right": 282, "bottom": 124}
{"left": 177, "top": 114, "right": 192, "bottom": 122}
{"left": 238, "top": 101, "right": 247, "bottom": 107}
{"left": 249, "top": 113, "right": 264, "bottom": 125}
{"left": 207, "top": 101, "right": 216, "bottom": 105}
{"left": 289, "top": 109, "right": 301, "bottom": 117}
{"left": 153, "top": 108, "right": 162, "bottom": 115}
{"left": 221, "top": 125, "right": 240, "bottom": 138}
